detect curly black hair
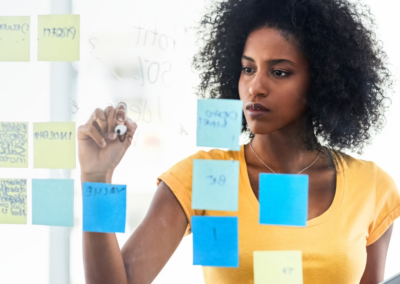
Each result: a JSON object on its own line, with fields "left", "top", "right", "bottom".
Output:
{"left": 193, "top": 0, "right": 393, "bottom": 153}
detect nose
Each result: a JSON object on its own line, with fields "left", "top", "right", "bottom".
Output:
{"left": 248, "top": 72, "right": 269, "bottom": 97}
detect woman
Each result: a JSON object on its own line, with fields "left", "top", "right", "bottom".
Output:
{"left": 79, "top": 0, "right": 400, "bottom": 283}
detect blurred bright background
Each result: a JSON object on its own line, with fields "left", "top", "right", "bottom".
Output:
{"left": 0, "top": 0, "right": 399, "bottom": 283}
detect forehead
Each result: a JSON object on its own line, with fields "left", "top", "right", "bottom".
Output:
{"left": 243, "top": 27, "right": 303, "bottom": 62}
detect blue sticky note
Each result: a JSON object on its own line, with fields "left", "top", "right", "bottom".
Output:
{"left": 259, "top": 174, "right": 308, "bottom": 227}
{"left": 192, "top": 216, "right": 238, "bottom": 267}
{"left": 197, "top": 99, "right": 243, "bottom": 151}
{"left": 192, "top": 159, "right": 239, "bottom": 211}
{"left": 32, "top": 179, "right": 74, "bottom": 227}
{"left": 82, "top": 182, "right": 126, "bottom": 233}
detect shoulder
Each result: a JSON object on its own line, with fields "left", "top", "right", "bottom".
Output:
{"left": 334, "top": 150, "right": 394, "bottom": 185}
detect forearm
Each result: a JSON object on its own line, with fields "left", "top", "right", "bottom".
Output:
{"left": 82, "top": 173, "right": 128, "bottom": 284}
{"left": 83, "top": 232, "right": 128, "bottom": 284}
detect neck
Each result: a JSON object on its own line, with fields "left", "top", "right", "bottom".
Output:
{"left": 248, "top": 123, "right": 320, "bottom": 174}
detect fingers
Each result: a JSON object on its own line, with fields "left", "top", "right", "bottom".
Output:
{"left": 105, "top": 106, "right": 116, "bottom": 140}
{"left": 78, "top": 124, "right": 106, "bottom": 148}
{"left": 89, "top": 108, "right": 108, "bottom": 137}
{"left": 115, "top": 102, "right": 127, "bottom": 125}
{"left": 124, "top": 118, "right": 138, "bottom": 146}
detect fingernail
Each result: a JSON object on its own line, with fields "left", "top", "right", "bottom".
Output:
{"left": 118, "top": 116, "right": 124, "bottom": 122}
{"left": 109, "top": 133, "right": 117, "bottom": 140}
{"left": 101, "top": 141, "right": 106, "bottom": 147}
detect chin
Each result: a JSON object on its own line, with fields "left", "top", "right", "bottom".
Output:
{"left": 247, "top": 122, "right": 278, "bottom": 135}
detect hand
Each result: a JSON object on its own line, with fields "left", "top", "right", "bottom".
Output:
{"left": 77, "top": 102, "right": 137, "bottom": 181}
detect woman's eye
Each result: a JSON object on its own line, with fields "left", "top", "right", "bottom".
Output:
{"left": 273, "top": 70, "right": 289, "bottom": 77}
{"left": 242, "top": 67, "right": 253, "bottom": 74}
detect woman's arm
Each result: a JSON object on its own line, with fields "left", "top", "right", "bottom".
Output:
{"left": 79, "top": 103, "right": 188, "bottom": 283}
{"left": 360, "top": 224, "right": 394, "bottom": 284}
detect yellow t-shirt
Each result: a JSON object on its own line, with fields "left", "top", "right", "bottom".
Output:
{"left": 157, "top": 145, "right": 400, "bottom": 284}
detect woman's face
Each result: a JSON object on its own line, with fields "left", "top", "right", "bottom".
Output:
{"left": 239, "top": 27, "right": 310, "bottom": 135}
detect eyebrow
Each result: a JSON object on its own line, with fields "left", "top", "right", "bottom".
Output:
{"left": 241, "top": 55, "right": 295, "bottom": 66}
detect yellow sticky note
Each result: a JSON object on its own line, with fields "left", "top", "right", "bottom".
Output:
{"left": 0, "top": 16, "right": 30, "bottom": 61}
{"left": 0, "top": 122, "right": 28, "bottom": 168}
{"left": 0, "top": 179, "right": 27, "bottom": 224}
{"left": 37, "top": 15, "right": 80, "bottom": 61}
{"left": 254, "top": 251, "right": 303, "bottom": 284}
{"left": 33, "top": 122, "right": 76, "bottom": 169}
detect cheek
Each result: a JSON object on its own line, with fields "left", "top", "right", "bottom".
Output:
{"left": 238, "top": 74, "right": 247, "bottom": 99}
{"left": 277, "top": 81, "right": 308, "bottom": 115}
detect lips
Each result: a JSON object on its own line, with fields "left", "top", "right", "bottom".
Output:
{"left": 245, "top": 102, "right": 270, "bottom": 118}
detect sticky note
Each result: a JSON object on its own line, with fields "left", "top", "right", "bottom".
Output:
{"left": 38, "top": 15, "right": 80, "bottom": 61}
{"left": 83, "top": 182, "right": 126, "bottom": 233}
{"left": 254, "top": 251, "right": 303, "bottom": 284}
{"left": 0, "top": 16, "right": 30, "bottom": 61}
{"left": 0, "top": 179, "right": 27, "bottom": 224}
{"left": 32, "top": 179, "right": 74, "bottom": 227}
{"left": 192, "top": 216, "right": 238, "bottom": 267}
{"left": 192, "top": 159, "right": 239, "bottom": 211}
{"left": 259, "top": 174, "right": 308, "bottom": 227}
{"left": 33, "top": 122, "right": 76, "bottom": 169}
{"left": 0, "top": 122, "right": 28, "bottom": 168}
{"left": 197, "top": 99, "right": 243, "bottom": 151}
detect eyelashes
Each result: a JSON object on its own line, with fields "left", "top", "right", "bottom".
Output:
{"left": 241, "top": 67, "right": 290, "bottom": 77}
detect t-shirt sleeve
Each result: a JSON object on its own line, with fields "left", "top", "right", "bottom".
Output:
{"left": 157, "top": 152, "right": 207, "bottom": 236}
{"left": 367, "top": 167, "right": 400, "bottom": 245}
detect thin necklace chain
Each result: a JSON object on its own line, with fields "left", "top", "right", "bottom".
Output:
{"left": 249, "top": 139, "right": 321, "bottom": 175}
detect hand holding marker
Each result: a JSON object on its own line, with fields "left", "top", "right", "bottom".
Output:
{"left": 77, "top": 102, "right": 137, "bottom": 181}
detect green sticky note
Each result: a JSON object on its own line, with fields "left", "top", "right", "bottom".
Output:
{"left": 254, "top": 251, "right": 303, "bottom": 284}
{"left": 0, "top": 179, "right": 27, "bottom": 224}
{"left": 0, "top": 122, "right": 28, "bottom": 168}
{"left": 0, "top": 16, "right": 30, "bottom": 61}
{"left": 38, "top": 14, "right": 80, "bottom": 61}
{"left": 33, "top": 122, "right": 76, "bottom": 169}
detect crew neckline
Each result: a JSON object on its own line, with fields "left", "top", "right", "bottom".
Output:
{"left": 239, "top": 144, "right": 344, "bottom": 227}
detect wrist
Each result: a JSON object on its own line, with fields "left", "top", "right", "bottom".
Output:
{"left": 81, "top": 172, "right": 113, "bottom": 184}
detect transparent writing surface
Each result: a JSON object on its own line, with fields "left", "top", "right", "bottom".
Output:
{"left": 0, "top": 16, "right": 30, "bottom": 61}
{"left": 0, "top": 179, "right": 27, "bottom": 224}
{"left": 37, "top": 14, "right": 80, "bottom": 61}
{"left": 0, "top": 122, "right": 28, "bottom": 168}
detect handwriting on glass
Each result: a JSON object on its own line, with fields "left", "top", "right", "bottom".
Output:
{"left": 0, "top": 179, "right": 27, "bottom": 217}
{"left": 0, "top": 122, "right": 28, "bottom": 165}
{"left": 85, "top": 185, "right": 126, "bottom": 197}
{"left": 198, "top": 110, "right": 238, "bottom": 129}
{"left": 34, "top": 131, "right": 72, "bottom": 140}
{"left": 43, "top": 27, "right": 76, "bottom": 39}
{"left": 283, "top": 267, "right": 294, "bottom": 275}
{"left": 208, "top": 175, "right": 226, "bottom": 186}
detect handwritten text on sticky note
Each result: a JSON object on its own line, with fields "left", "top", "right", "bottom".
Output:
{"left": 192, "top": 159, "right": 239, "bottom": 211}
{"left": 0, "top": 16, "right": 30, "bottom": 61}
{"left": 197, "top": 99, "right": 243, "bottom": 151}
{"left": 259, "top": 173, "right": 308, "bottom": 227}
{"left": 0, "top": 179, "right": 27, "bottom": 224}
{"left": 83, "top": 182, "right": 126, "bottom": 233}
{"left": 38, "top": 14, "right": 80, "bottom": 61}
{"left": 33, "top": 122, "right": 76, "bottom": 169}
{"left": 254, "top": 251, "right": 303, "bottom": 284}
{"left": 192, "top": 216, "right": 238, "bottom": 267}
{"left": 32, "top": 179, "right": 74, "bottom": 227}
{"left": 0, "top": 122, "right": 28, "bottom": 168}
